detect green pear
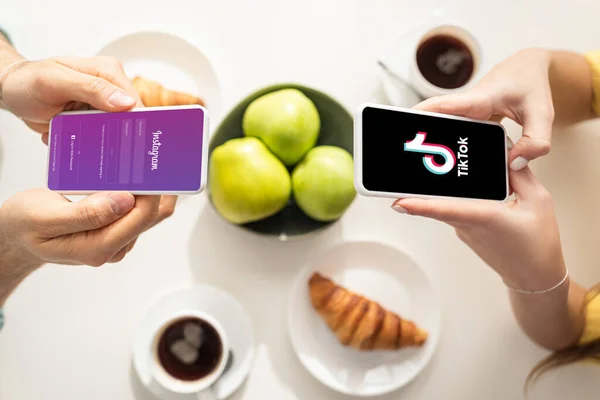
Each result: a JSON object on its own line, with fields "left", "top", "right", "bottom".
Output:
{"left": 292, "top": 146, "right": 356, "bottom": 222}
{"left": 209, "top": 137, "right": 291, "bottom": 224}
{"left": 242, "top": 89, "right": 320, "bottom": 166}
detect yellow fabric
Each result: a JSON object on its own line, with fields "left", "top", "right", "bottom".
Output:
{"left": 584, "top": 51, "right": 600, "bottom": 116}
{"left": 579, "top": 291, "right": 600, "bottom": 345}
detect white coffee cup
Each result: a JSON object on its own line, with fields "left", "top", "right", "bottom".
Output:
{"left": 408, "top": 24, "right": 481, "bottom": 99}
{"left": 147, "top": 310, "right": 229, "bottom": 399}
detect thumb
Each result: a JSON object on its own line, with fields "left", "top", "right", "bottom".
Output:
{"left": 53, "top": 192, "right": 135, "bottom": 234}
{"left": 58, "top": 67, "right": 137, "bottom": 111}
{"left": 413, "top": 92, "right": 495, "bottom": 120}
{"left": 392, "top": 197, "right": 502, "bottom": 227}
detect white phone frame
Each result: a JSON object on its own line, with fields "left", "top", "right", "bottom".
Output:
{"left": 353, "top": 102, "right": 509, "bottom": 202}
{"left": 46, "top": 105, "right": 209, "bottom": 195}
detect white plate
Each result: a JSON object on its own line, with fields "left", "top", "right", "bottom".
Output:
{"left": 133, "top": 285, "right": 255, "bottom": 400}
{"left": 288, "top": 240, "right": 441, "bottom": 397}
{"left": 97, "top": 31, "right": 222, "bottom": 124}
{"left": 379, "top": 13, "right": 483, "bottom": 107}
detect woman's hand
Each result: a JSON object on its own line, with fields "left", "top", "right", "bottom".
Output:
{"left": 414, "top": 48, "right": 556, "bottom": 170}
{"left": 392, "top": 167, "right": 566, "bottom": 292}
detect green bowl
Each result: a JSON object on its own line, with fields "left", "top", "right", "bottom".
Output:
{"left": 207, "top": 83, "right": 354, "bottom": 240}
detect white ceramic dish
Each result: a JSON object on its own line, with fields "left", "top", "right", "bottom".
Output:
{"left": 133, "top": 285, "right": 255, "bottom": 400}
{"left": 288, "top": 240, "right": 441, "bottom": 396}
{"left": 97, "top": 31, "right": 222, "bottom": 125}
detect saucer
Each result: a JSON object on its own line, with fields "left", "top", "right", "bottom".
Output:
{"left": 97, "top": 31, "right": 222, "bottom": 124}
{"left": 133, "top": 284, "right": 255, "bottom": 400}
{"left": 379, "top": 13, "right": 481, "bottom": 107}
{"left": 288, "top": 240, "right": 441, "bottom": 396}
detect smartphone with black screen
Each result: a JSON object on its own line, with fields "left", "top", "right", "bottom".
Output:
{"left": 354, "top": 103, "right": 508, "bottom": 201}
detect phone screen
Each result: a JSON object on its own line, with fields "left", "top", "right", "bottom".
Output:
{"left": 47, "top": 106, "right": 207, "bottom": 193}
{"left": 360, "top": 105, "right": 507, "bottom": 200}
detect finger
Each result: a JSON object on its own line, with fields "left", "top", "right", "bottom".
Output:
{"left": 24, "top": 121, "right": 49, "bottom": 134}
{"left": 54, "top": 56, "right": 143, "bottom": 107}
{"left": 508, "top": 166, "right": 546, "bottom": 201}
{"left": 392, "top": 197, "right": 502, "bottom": 226}
{"left": 107, "top": 235, "right": 139, "bottom": 263}
{"left": 506, "top": 136, "right": 514, "bottom": 150}
{"left": 154, "top": 195, "right": 178, "bottom": 226}
{"left": 126, "top": 237, "right": 138, "bottom": 253}
{"left": 41, "top": 132, "right": 49, "bottom": 145}
{"left": 88, "top": 195, "right": 160, "bottom": 251}
{"left": 413, "top": 92, "right": 495, "bottom": 120}
{"left": 102, "top": 195, "right": 171, "bottom": 262}
{"left": 46, "top": 65, "right": 137, "bottom": 112}
{"left": 508, "top": 102, "right": 554, "bottom": 170}
{"left": 57, "top": 195, "right": 159, "bottom": 267}
{"left": 47, "top": 192, "right": 136, "bottom": 235}
{"left": 107, "top": 246, "right": 129, "bottom": 263}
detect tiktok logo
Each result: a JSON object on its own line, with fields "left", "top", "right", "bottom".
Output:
{"left": 404, "top": 132, "right": 456, "bottom": 175}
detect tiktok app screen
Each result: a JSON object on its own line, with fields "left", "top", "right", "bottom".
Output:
{"left": 361, "top": 106, "right": 508, "bottom": 200}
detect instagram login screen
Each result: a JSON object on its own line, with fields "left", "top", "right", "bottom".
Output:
{"left": 47, "top": 107, "right": 205, "bottom": 192}
{"left": 361, "top": 106, "right": 507, "bottom": 200}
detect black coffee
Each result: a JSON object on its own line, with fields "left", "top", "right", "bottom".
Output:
{"left": 416, "top": 34, "right": 474, "bottom": 89}
{"left": 157, "top": 317, "right": 223, "bottom": 381}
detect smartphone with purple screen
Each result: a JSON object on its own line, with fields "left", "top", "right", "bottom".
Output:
{"left": 47, "top": 105, "right": 208, "bottom": 194}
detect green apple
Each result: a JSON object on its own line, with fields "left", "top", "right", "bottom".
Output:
{"left": 292, "top": 146, "right": 356, "bottom": 222}
{"left": 209, "top": 137, "right": 291, "bottom": 224}
{"left": 242, "top": 88, "right": 320, "bottom": 166}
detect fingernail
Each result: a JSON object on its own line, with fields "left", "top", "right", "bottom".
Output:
{"left": 108, "top": 193, "right": 135, "bottom": 215}
{"left": 506, "top": 137, "right": 514, "bottom": 150}
{"left": 391, "top": 204, "right": 408, "bottom": 214}
{"left": 108, "top": 90, "right": 135, "bottom": 107}
{"left": 510, "top": 156, "right": 529, "bottom": 171}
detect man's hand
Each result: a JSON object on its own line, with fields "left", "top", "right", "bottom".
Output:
{"left": 1, "top": 56, "right": 140, "bottom": 135}
{"left": 0, "top": 189, "right": 161, "bottom": 266}
{"left": 0, "top": 54, "right": 179, "bottom": 252}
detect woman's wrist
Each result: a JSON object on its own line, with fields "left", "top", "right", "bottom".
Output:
{"left": 517, "top": 47, "right": 552, "bottom": 75}
{"left": 501, "top": 260, "right": 568, "bottom": 293}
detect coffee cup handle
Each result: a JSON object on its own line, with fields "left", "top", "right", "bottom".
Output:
{"left": 145, "top": 373, "right": 167, "bottom": 396}
{"left": 196, "top": 387, "right": 218, "bottom": 400}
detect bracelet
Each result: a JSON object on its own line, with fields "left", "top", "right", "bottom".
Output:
{"left": 0, "top": 59, "right": 28, "bottom": 107}
{"left": 506, "top": 268, "right": 569, "bottom": 294}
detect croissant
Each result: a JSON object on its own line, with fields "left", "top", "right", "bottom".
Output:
{"left": 309, "top": 272, "right": 428, "bottom": 350}
{"left": 131, "top": 76, "right": 205, "bottom": 107}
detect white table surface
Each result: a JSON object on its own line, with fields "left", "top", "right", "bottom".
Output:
{"left": 2, "top": 1, "right": 600, "bottom": 399}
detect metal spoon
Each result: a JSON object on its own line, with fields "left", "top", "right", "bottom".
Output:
{"left": 377, "top": 60, "right": 424, "bottom": 104}
{"left": 222, "top": 350, "right": 234, "bottom": 375}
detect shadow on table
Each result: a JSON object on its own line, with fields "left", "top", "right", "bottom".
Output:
{"left": 0, "top": 135, "right": 4, "bottom": 179}
{"left": 187, "top": 203, "right": 344, "bottom": 398}
{"left": 129, "top": 360, "right": 249, "bottom": 400}
{"left": 187, "top": 201, "right": 343, "bottom": 283}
